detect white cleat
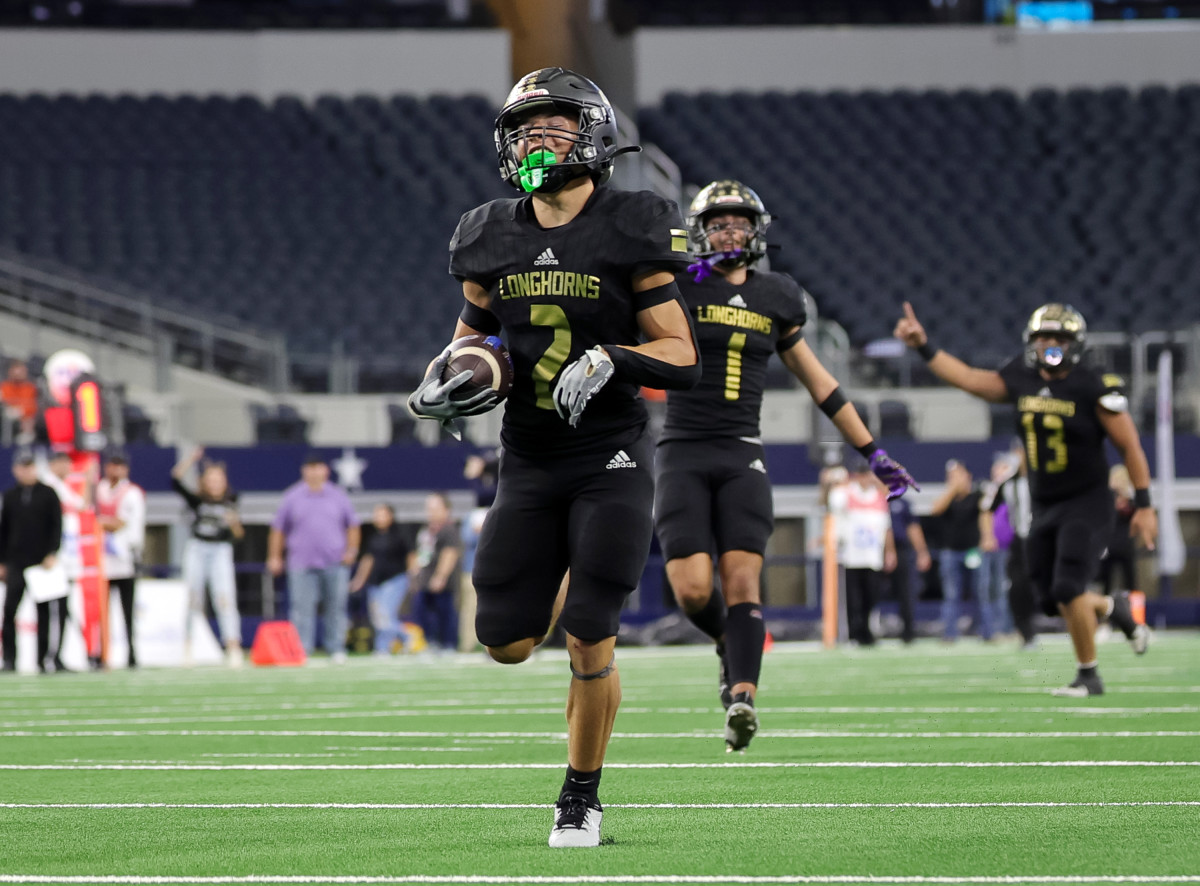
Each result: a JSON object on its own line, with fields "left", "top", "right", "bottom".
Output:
{"left": 1130, "top": 623, "right": 1150, "bottom": 656}
{"left": 548, "top": 795, "right": 603, "bottom": 848}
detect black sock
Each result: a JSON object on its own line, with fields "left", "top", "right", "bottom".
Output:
{"left": 685, "top": 588, "right": 727, "bottom": 642}
{"left": 561, "top": 765, "right": 601, "bottom": 802}
{"left": 1079, "top": 664, "right": 1098, "bottom": 678}
{"left": 726, "top": 602, "right": 765, "bottom": 689}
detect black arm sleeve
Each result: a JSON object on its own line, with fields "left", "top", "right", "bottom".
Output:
{"left": 606, "top": 345, "right": 701, "bottom": 391}
{"left": 459, "top": 299, "right": 501, "bottom": 335}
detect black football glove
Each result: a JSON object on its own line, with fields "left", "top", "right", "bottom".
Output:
{"left": 407, "top": 350, "right": 500, "bottom": 441}
{"left": 553, "top": 347, "right": 615, "bottom": 428}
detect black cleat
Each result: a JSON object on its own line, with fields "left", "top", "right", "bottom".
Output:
{"left": 724, "top": 691, "right": 758, "bottom": 752}
{"left": 716, "top": 644, "right": 733, "bottom": 711}
{"left": 1051, "top": 670, "right": 1104, "bottom": 697}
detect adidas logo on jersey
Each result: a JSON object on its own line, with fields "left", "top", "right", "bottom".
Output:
{"left": 748, "top": 458, "right": 767, "bottom": 474}
{"left": 727, "top": 294, "right": 748, "bottom": 308}
{"left": 606, "top": 450, "right": 637, "bottom": 470}
{"left": 534, "top": 248, "right": 559, "bottom": 266}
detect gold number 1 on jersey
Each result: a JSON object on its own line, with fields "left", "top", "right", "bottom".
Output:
{"left": 725, "top": 332, "right": 747, "bottom": 401}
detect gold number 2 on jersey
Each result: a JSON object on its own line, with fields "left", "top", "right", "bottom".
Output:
{"left": 1021, "top": 412, "right": 1068, "bottom": 473}
{"left": 530, "top": 303, "right": 572, "bottom": 410}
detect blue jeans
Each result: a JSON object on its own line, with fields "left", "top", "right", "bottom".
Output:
{"left": 939, "top": 550, "right": 980, "bottom": 640}
{"left": 979, "top": 549, "right": 1013, "bottom": 636}
{"left": 288, "top": 565, "right": 350, "bottom": 654}
{"left": 414, "top": 587, "right": 458, "bottom": 651}
{"left": 367, "top": 574, "right": 410, "bottom": 653}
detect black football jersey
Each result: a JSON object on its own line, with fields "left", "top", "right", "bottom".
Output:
{"left": 661, "top": 270, "right": 807, "bottom": 440}
{"left": 998, "top": 358, "right": 1129, "bottom": 504}
{"left": 449, "top": 187, "right": 690, "bottom": 456}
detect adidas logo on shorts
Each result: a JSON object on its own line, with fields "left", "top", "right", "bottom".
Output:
{"left": 727, "top": 294, "right": 748, "bottom": 308}
{"left": 748, "top": 458, "right": 767, "bottom": 474}
{"left": 534, "top": 248, "right": 559, "bottom": 266}
{"left": 606, "top": 450, "right": 637, "bottom": 470}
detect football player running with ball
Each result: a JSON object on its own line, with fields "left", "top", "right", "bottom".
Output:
{"left": 656, "top": 180, "right": 918, "bottom": 752}
{"left": 895, "top": 302, "right": 1156, "bottom": 696}
{"left": 407, "top": 68, "right": 700, "bottom": 848}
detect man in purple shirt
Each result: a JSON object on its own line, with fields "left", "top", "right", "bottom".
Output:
{"left": 267, "top": 453, "right": 361, "bottom": 660}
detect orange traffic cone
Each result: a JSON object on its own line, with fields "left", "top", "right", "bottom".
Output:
{"left": 249, "top": 621, "right": 307, "bottom": 666}
{"left": 763, "top": 631, "right": 774, "bottom": 652}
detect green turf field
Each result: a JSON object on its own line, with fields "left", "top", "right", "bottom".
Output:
{"left": 1, "top": 632, "right": 1198, "bottom": 885}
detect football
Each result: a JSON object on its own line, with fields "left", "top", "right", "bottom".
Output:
{"left": 441, "top": 334, "right": 514, "bottom": 403}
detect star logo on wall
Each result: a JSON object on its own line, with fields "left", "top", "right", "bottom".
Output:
{"left": 333, "top": 447, "right": 367, "bottom": 491}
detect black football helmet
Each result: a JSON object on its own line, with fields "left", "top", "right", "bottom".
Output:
{"left": 686, "top": 180, "right": 771, "bottom": 268}
{"left": 495, "top": 68, "right": 634, "bottom": 194}
{"left": 1023, "top": 303, "right": 1088, "bottom": 370}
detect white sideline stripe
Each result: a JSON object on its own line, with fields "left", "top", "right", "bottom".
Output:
{"left": 3, "top": 706, "right": 1198, "bottom": 728}
{"left": 3, "top": 801, "right": 1198, "bottom": 810}
{"left": 3, "top": 876, "right": 1200, "bottom": 884}
{"left": 4, "top": 729, "right": 1200, "bottom": 740}
{"left": 2, "top": 761, "right": 1197, "bottom": 771}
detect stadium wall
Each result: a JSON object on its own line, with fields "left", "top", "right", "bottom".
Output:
{"left": 631, "top": 23, "right": 1200, "bottom": 105}
{"left": 0, "top": 29, "right": 510, "bottom": 102}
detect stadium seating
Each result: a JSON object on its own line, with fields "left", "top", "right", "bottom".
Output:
{"left": 0, "top": 91, "right": 507, "bottom": 391}
{"left": 2, "top": 85, "right": 1198, "bottom": 395}
{"left": 640, "top": 84, "right": 1200, "bottom": 371}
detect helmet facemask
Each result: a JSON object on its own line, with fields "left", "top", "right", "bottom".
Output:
{"left": 685, "top": 181, "right": 771, "bottom": 278}
{"left": 1023, "top": 304, "right": 1088, "bottom": 371}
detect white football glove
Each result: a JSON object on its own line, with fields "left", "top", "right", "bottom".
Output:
{"left": 407, "top": 350, "right": 500, "bottom": 441}
{"left": 553, "top": 347, "right": 615, "bottom": 428}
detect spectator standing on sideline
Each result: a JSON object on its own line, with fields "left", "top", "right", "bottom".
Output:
{"left": 1, "top": 359, "right": 39, "bottom": 443}
{"left": 929, "top": 459, "right": 986, "bottom": 642}
{"left": 459, "top": 449, "right": 499, "bottom": 652}
{"left": 653, "top": 179, "right": 917, "bottom": 750}
{"left": 0, "top": 450, "right": 62, "bottom": 672}
{"left": 993, "top": 441, "right": 1038, "bottom": 648}
{"left": 40, "top": 450, "right": 88, "bottom": 671}
{"left": 267, "top": 453, "right": 360, "bottom": 661}
{"left": 405, "top": 68, "right": 701, "bottom": 846}
{"left": 95, "top": 448, "right": 145, "bottom": 668}
{"left": 827, "top": 457, "right": 896, "bottom": 646}
{"left": 979, "top": 451, "right": 1020, "bottom": 640}
{"left": 350, "top": 503, "right": 414, "bottom": 656}
{"left": 411, "top": 492, "right": 461, "bottom": 654}
{"left": 896, "top": 301, "right": 1155, "bottom": 695}
{"left": 888, "top": 491, "right": 931, "bottom": 643}
{"left": 171, "top": 447, "right": 245, "bottom": 666}
{"left": 1100, "top": 464, "right": 1137, "bottom": 596}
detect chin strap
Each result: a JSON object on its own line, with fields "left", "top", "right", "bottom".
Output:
{"left": 570, "top": 655, "right": 616, "bottom": 681}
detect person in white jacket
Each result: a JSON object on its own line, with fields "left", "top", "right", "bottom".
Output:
{"left": 95, "top": 448, "right": 146, "bottom": 668}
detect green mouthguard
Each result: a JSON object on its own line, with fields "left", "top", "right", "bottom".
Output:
{"left": 517, "top": 149, "right": 558, "bottom": 192}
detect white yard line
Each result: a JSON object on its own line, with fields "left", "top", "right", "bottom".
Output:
{"left": 4, "top": 729, "right": 1200, "bottom": 741}
{"left": 2, "top": 761, "right": 1197, "bottom": 771}
{"left": 2, "top": 801, "right": 1199, "bottom": 810}
{"left": 3, "top": 874, "right": 1200, "bottom": 884}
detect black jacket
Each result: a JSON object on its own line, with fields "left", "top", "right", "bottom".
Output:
{"left": 0, "top": 481, "right": 63, "bottom": 566}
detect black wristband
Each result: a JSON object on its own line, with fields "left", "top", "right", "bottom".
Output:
{"left": 855, "top": 441, "right": 878, "bottom": 460}
{"left": 1133, "top": 488, "right": 1151, "bottom": 509}
{"left": 817, "top": 386, "right": 848, "bottom": 419}
{"left": 917, "top": 341, "right": 939, "bottom": 361}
